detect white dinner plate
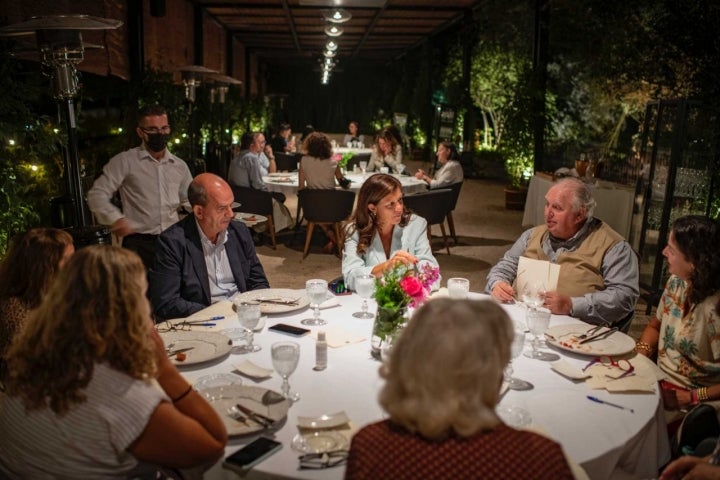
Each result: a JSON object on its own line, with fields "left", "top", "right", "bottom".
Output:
{"left": 160, "top": 330, "right": 233, "bottom": 366}
{"left": 201, "top": 385, "right": 290, "bottom": 436}
{"left": 194, "top": 373, "right": 243, "bottom": 390}
{"left": 291, "top": 431, "right": 349, "bottom": 454}
{"left": 544, "top": 324, "right": 636, "bottom": 357}
{"left": 233, "top": 212, "right": 268, "bottom": 225}
{"left": 232, "top": 288, "right": 310, "bottom": 314}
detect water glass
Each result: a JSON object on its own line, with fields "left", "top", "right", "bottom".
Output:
{"left": 447, "top": 278, "right": 470, "bottom": 299}
{"left": 504, "top": 331, "right": 533, "bottom": 391}
{"left": 359, "top": 161, "right": 368, "bottom": 175}
{"left": 302, "top": 279, "right": 328, "bottom": 326}
{"left": 524, "top": 308, "right": 559, "bottom": 361}
{"left": 521, "top": 281, "right": 546, "bottom": 310}
{"left": 271, "top": 341, "right": 300, "bottom": 402}
{"left": 379, "top": 167, "right": 389, "bottom": 174}
{"left": 235, "top": 301, "right": 261, "bottom": 353}
{"left": 395, "top": 164, "right": 406, "bottom": 175}
{"left": 353, "top": 274, "right": 376, "bottom": 319}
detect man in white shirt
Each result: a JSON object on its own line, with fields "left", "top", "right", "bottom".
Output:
{"left": 87, "top": 105, "right": 192, "bottom": 269}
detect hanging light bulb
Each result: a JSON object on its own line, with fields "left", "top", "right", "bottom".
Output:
{"left": 323, "top": 49, "right": 336, "bottom": 58}
{"left": 323, "top": 9, "right": 351, "bottom": 24}
{"left": 324, "top": 25, "right": 343, "bottom": 37}
{"left": 326, "top": 40, "right": 338, "bottom": 51}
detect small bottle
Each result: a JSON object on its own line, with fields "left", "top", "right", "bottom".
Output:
{"left": 314, "top": 331, "right": 327, "bottom": 371}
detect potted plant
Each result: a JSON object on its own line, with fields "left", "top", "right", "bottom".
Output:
{"left": 502, "top": 144, "right": 534, "bottom": 210}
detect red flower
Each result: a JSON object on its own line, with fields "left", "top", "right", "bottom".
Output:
{"left": 400, "top": 276, "right": 424, "bottom": 299}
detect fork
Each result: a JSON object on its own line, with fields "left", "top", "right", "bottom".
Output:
{"left": 574, "top": 321, "right": 612, "bottom": 340}
{"left": 226, "top": 406, "right": 250, "bottom": 425}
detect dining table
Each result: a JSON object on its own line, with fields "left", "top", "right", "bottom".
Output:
{"left": 263, "top": 172, "right": 427, "bottom": 197}
{"left": 522, "top": 173, "right": 636, "bottom": 239}
{"left": 333, "top": 147, "right": 374, "bottom": 156}
{"left": 169, "top": 291, "right": 670, "bottom": 480}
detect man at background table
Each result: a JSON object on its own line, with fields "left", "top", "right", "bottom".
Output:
{"left": 87, "top": 104, "right": 192, "bottom": 269}
{"left": 227, "top": 132, "right": 285, "bottom": 204}
{"left": 148, "top": 173, "right": 269, "bottom": 319}
{"left": 486, "top": 177, "right": 639, "bottom": 328}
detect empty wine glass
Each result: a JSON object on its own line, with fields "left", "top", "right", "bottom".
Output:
{"left": 235, "top": 301, "right": 262, "bottom": 353}
{"left": 395, "top": 163, "right": 406, "bottom": 175}
{"left": 353, "top": 274, "right": 376, "bottom": 319}
{"left": 505, "top": 331, "right": 533, "bottom": 391}
{"left": 521, "top": 281, "right": 546, "bottom": 310}
{"left": 524, "top": 307, "right": 560, "bottom": 361}
{"left": 302, "top": 279, "right": 328, "bottom": 326}
{"left": 271, "top": 341, "right": 300, "bottom": 402}
{"left": 359, "top": 160, "right": 368, "bottom": 175}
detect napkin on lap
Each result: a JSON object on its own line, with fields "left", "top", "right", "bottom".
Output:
{"left": 311, "top": 327, "right": 365, "bottom": 348}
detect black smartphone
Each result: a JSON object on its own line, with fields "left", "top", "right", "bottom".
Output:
{"left": 222, "top": 437, "right": 282, "bottom": 473}
{"left": 329, "top": 278, "right": 351, "bottom": 295}
{"left": 268, "top": 323, "right": 311, "bottom": 337}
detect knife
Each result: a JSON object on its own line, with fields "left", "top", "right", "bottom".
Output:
{"left": 256, "top": 298, "right": 299, "bottom": 306}
{"left": 578, "top": 327, "right": 618, "bottom": 344}
{"left": 235, "top": 403, "right": 274, "bottom": 427}
{"left": 167, "top": 347, "right": 195, "bottom": 357}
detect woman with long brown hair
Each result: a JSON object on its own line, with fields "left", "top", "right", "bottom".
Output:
{"left": 0, "top": 246, "right": 227, "bottom": 477}
{"left": 366, "top": 126, "right": 403, "bottom": 173}
{"left": 342, "top": 174, "right": 438, "bottom": 290}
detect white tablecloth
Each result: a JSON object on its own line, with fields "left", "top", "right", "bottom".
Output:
{"left": 263, "top": 173, "right": 427, "bottom": 196}
{"left": 176, "top": 293, "right": 669, "bottom": 480}
{"left": 522, "top": 175, "right": 635, "bottom": 238}
{"left": 334, "top": 147, "right": 374, "bottom": 156}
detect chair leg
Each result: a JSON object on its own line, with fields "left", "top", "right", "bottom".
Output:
{"left": 334, "top": 223, "right": 343, "bottom": 257}
{"left": 302, "top": 222, "right": 315, "bottom": 259}
{"left": 446, "top": 211, "right": 457, "bottom": 244}
{"left": 267, "top": 214, "right": 277, "bottom": 249}
{"left": 440, "top": 223, "right": 450, "bottom": 255}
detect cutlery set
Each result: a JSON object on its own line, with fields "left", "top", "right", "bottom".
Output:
{"left": 576, "top": 326, "right": 618, "bottom": 344}
{"left": 254, "top": 297, "right": 300, "bottom": 306}
{"left": 227, "top": 404, "right": 275, "bottom": 428}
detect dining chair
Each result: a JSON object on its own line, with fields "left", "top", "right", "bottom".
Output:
{"left": 445, "top": 181, "right": 463, "bottom": 244}
{"left": 297, "top": 189, "right": 356, "bottom": 259}
{"left": 230, "top": 185, "right": 276, "bottom": 249}
{"left": 403, "top": 189, "right": 454, "bottom": 255}
{"left": 274, "top": 152, "right": 298, "bottom": 172}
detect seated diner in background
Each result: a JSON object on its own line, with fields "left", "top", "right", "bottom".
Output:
{"left": 636, "top": 215, "right": 720, "bottom": 420}
{"left": 0, "top": 246, "right": 227, "bottom": 478}
{"left": 343, "top": 120, "right": 365, "bottom": 147}
{"left": 486, "top": 177, "right": 639, "bottom": 327}
{"left": 149, "top": 173, "right": 269, "bottom": 320}
{"left": 414, "top": 141, "right": 463, "bottom": 189}
{"left": 342, "top": 173, "right": 438, "bottom": 291}
{"left": 345, "top": 298, "right": 574, "bottom": 479}
{"left": 366, "top": 126, "right": 403, "bottom": 173}
{"left": 227, "top": 132, "right": 286, "bottom": 204}
{"left": 270, "top": 123, "right": 296, "bottom": 154}
{"left": 0, "top": 227, "right": 74, "bottom": 382}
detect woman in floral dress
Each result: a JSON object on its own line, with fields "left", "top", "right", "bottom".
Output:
{"left": 636, "top": 215, "right": 720, "bottom": 420}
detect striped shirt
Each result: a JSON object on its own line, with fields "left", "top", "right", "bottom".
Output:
{"left": 0, "top": 363, "right": 168, "bottom": 479}
{"left": 196, "top": 219, "right": 238, "bottom": 303}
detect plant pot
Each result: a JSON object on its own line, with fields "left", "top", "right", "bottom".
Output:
{"left": 504, "top": 187, "right": 528, "bottom": 210}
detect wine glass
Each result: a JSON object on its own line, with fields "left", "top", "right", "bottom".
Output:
{"left": 359, "top": 160, "right": 368, "bottom": 175}
{"left": 271, "top": 341, "right": 300, "bottom": 402}
{"left": 524, "top": 307, "right": 560, "bottom": 361}
{"left": 447, "top": 278, "right": 470, "bottom": 299}
{"left": 395, "top": 163, "right": 406, "bottom": 175}
{"left": 521, "top": 281, "right": 546, "bottom": 310}
{"left": 353, "top": 275, "right": 376, "bottom": 319}
{"left": 235, "top": 301, "right": 262, "bottom": 353}
{"left": 301, "top": 279, "right": 328, "bottom": 326}
{"left": 505, "top": 331, "right": 533, "bottom": 391}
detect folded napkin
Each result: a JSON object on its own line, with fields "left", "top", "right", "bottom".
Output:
{"left": 584, "top": 355, "right": 657, "bottom": 393}
{"left": 551, "top": 359, "right": 591, "bottom": 380}
{"left": 311, "top": 327, "right": 366, "bottom": 348}
{"left": 233, "top": 359, "right": 273, "bottom": 380}
{"left": 319, "top": 297, "right": 341, "bottom": 310}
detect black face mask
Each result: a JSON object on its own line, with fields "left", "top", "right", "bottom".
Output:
{"left": 145, "top": 133, "right": 169, "bottom": 153}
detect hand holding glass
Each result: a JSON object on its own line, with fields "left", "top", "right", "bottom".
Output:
{"left": 353, "top": 275, "right": 375, "bottom": 319}
{"left": 271, "top": 341, "right": 300, "bottom": 402}
{"left": 302, "top": 279, "right": 328, "bottom": 326}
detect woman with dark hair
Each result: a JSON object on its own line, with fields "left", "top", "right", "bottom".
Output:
{"left": 0, "top": 227, "right": 74, "bottom": 380}
{"left": 342, "top": 174, "right": 438, "bottom": 290}
{"left": 346, "top": 298, "right": 574, "bottom": 479}
{"left": 299, "top": 131, "right": 348, "bottom": 253}
{"left": 414, "top": 141, "right": 464, "bottom": 189}
{"left": 0, "top": 246, "right": 227, "bottom": 477}
{"left": 367, "top": 127, "right": 402, "bottom": 173}
{"left": 636, "top": 215, "right": 720, "bottom": 417}
{"left": 343, "top": 121, "right": 365, "bottom": 147}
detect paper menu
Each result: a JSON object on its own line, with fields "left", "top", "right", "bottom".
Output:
{"left": 516, "top": 256, "right": 560, "bottom": 294}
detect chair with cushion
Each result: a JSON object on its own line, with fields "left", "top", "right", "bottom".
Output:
{"left": 403, "top": 189, "right": 454, "bottom": 255}
{"left": 445, "top": 181, "right": 463, "bottom": 244}
{"left": 230, "top": 185, "right": 276, "bottom": 249}
{"left": 297, "top": 189, "right": 356, "bottom": 259}
{"left": 672, "top": 404, "right": 720, "bottom": 458}
{"left": 274, "top": 152, "right": 298, "bottom": 172}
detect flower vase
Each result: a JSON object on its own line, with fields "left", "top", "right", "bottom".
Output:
{"left": 371, "top": 306, "right": 407, "bottom": 359}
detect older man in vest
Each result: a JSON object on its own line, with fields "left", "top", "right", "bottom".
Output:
{"left": 487, "top": 177, "right": 639, "bottom": 328}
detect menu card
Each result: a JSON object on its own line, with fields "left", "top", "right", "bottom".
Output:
{"left": 516, "top": 256, "right": 560, "bottom": 293}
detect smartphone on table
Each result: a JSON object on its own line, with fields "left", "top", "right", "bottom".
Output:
{"left": 222, "top": 437, "right": 282, "bottom": 473}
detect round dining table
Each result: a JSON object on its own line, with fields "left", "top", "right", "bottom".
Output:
{"left": 170, "top": 292, "right": 670, "bottom": 480}
{"left": 263, "top": 172, "right": 427, "bottom": 197}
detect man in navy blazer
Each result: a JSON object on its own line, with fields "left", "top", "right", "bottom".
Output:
{"left": 149, "top": 173, "right": 269, "bottom": 319}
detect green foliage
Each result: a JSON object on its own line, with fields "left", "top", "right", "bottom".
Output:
{"left": 373, "top": 266, "right": 411, "bottom": 311}
{"left": 338, "top": 152, "right": 354, "bottom": 170}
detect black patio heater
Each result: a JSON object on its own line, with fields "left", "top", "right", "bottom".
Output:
{"left": 0, "top": 15, "right": 121, "bottom": 245}
{"left": 206, "top": 73, "right": 242, "bottom": 177}
{"left": 178, "top": 65, "right": 217, "bottom": 175}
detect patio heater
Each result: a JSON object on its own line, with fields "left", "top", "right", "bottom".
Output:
{"left": 0, "top": 15, "right": 122, "bottom": 228}
{"left": 206, "top": 73, "right": 242, "bottom": 177}
{"left": 178, "top": 65, "right": 217, "bottom": 171}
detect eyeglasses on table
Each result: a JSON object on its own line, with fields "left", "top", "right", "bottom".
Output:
{"left": 582, "top": 355, "right": 635, "bottom": 380}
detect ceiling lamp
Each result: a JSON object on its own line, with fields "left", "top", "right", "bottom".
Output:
{"left": 324, "top": 25, "right": 343, "bottom": 37}
{"left": 323, "top": 9, "right": 351, "bottom": 24}
{"left": 323, "top": 49, "right": 336, "bottom": 58}
{"left": 326, "top": 40, "right": 338, "bottom": 51}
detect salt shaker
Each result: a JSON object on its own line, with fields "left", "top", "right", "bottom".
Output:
{"left": 314, "top": 331, "right": 327, "bottom": 371}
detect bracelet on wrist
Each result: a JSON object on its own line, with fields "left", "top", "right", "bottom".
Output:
{"left": 171, "top": 385, "right": 194, "bottom": 403}
{"left": 697, "top": 386, "right": 709, "bottom": 402}
{"left": 635, "top": 341, "right": 653, "bottom": 355}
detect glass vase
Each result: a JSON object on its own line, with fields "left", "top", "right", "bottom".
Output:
{"left": 371, "top": 305, "right": 406, "bottom": 359}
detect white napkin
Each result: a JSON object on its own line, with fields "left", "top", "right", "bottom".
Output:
{"left": 233, "top": 359, "right": 273, "bottom": 379}
{"left": 551, "top": 359, "right": 591, "bottom": 380}
{"left": 319, "top": 297, "right": 341, "bottom": 310}
{"left": 311, "top": 327, "right": 366, "bottom": 348}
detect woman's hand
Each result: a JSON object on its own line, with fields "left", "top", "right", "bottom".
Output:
{"left": 414, "top": 169, "right": 425, "bottom": 179}
{"left": 371, "top": 251, "right": 418, "bottom": 277}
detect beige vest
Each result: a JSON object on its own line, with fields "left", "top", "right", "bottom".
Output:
{"left": 523, "top": 222, "right": 623, "bottom": 297}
